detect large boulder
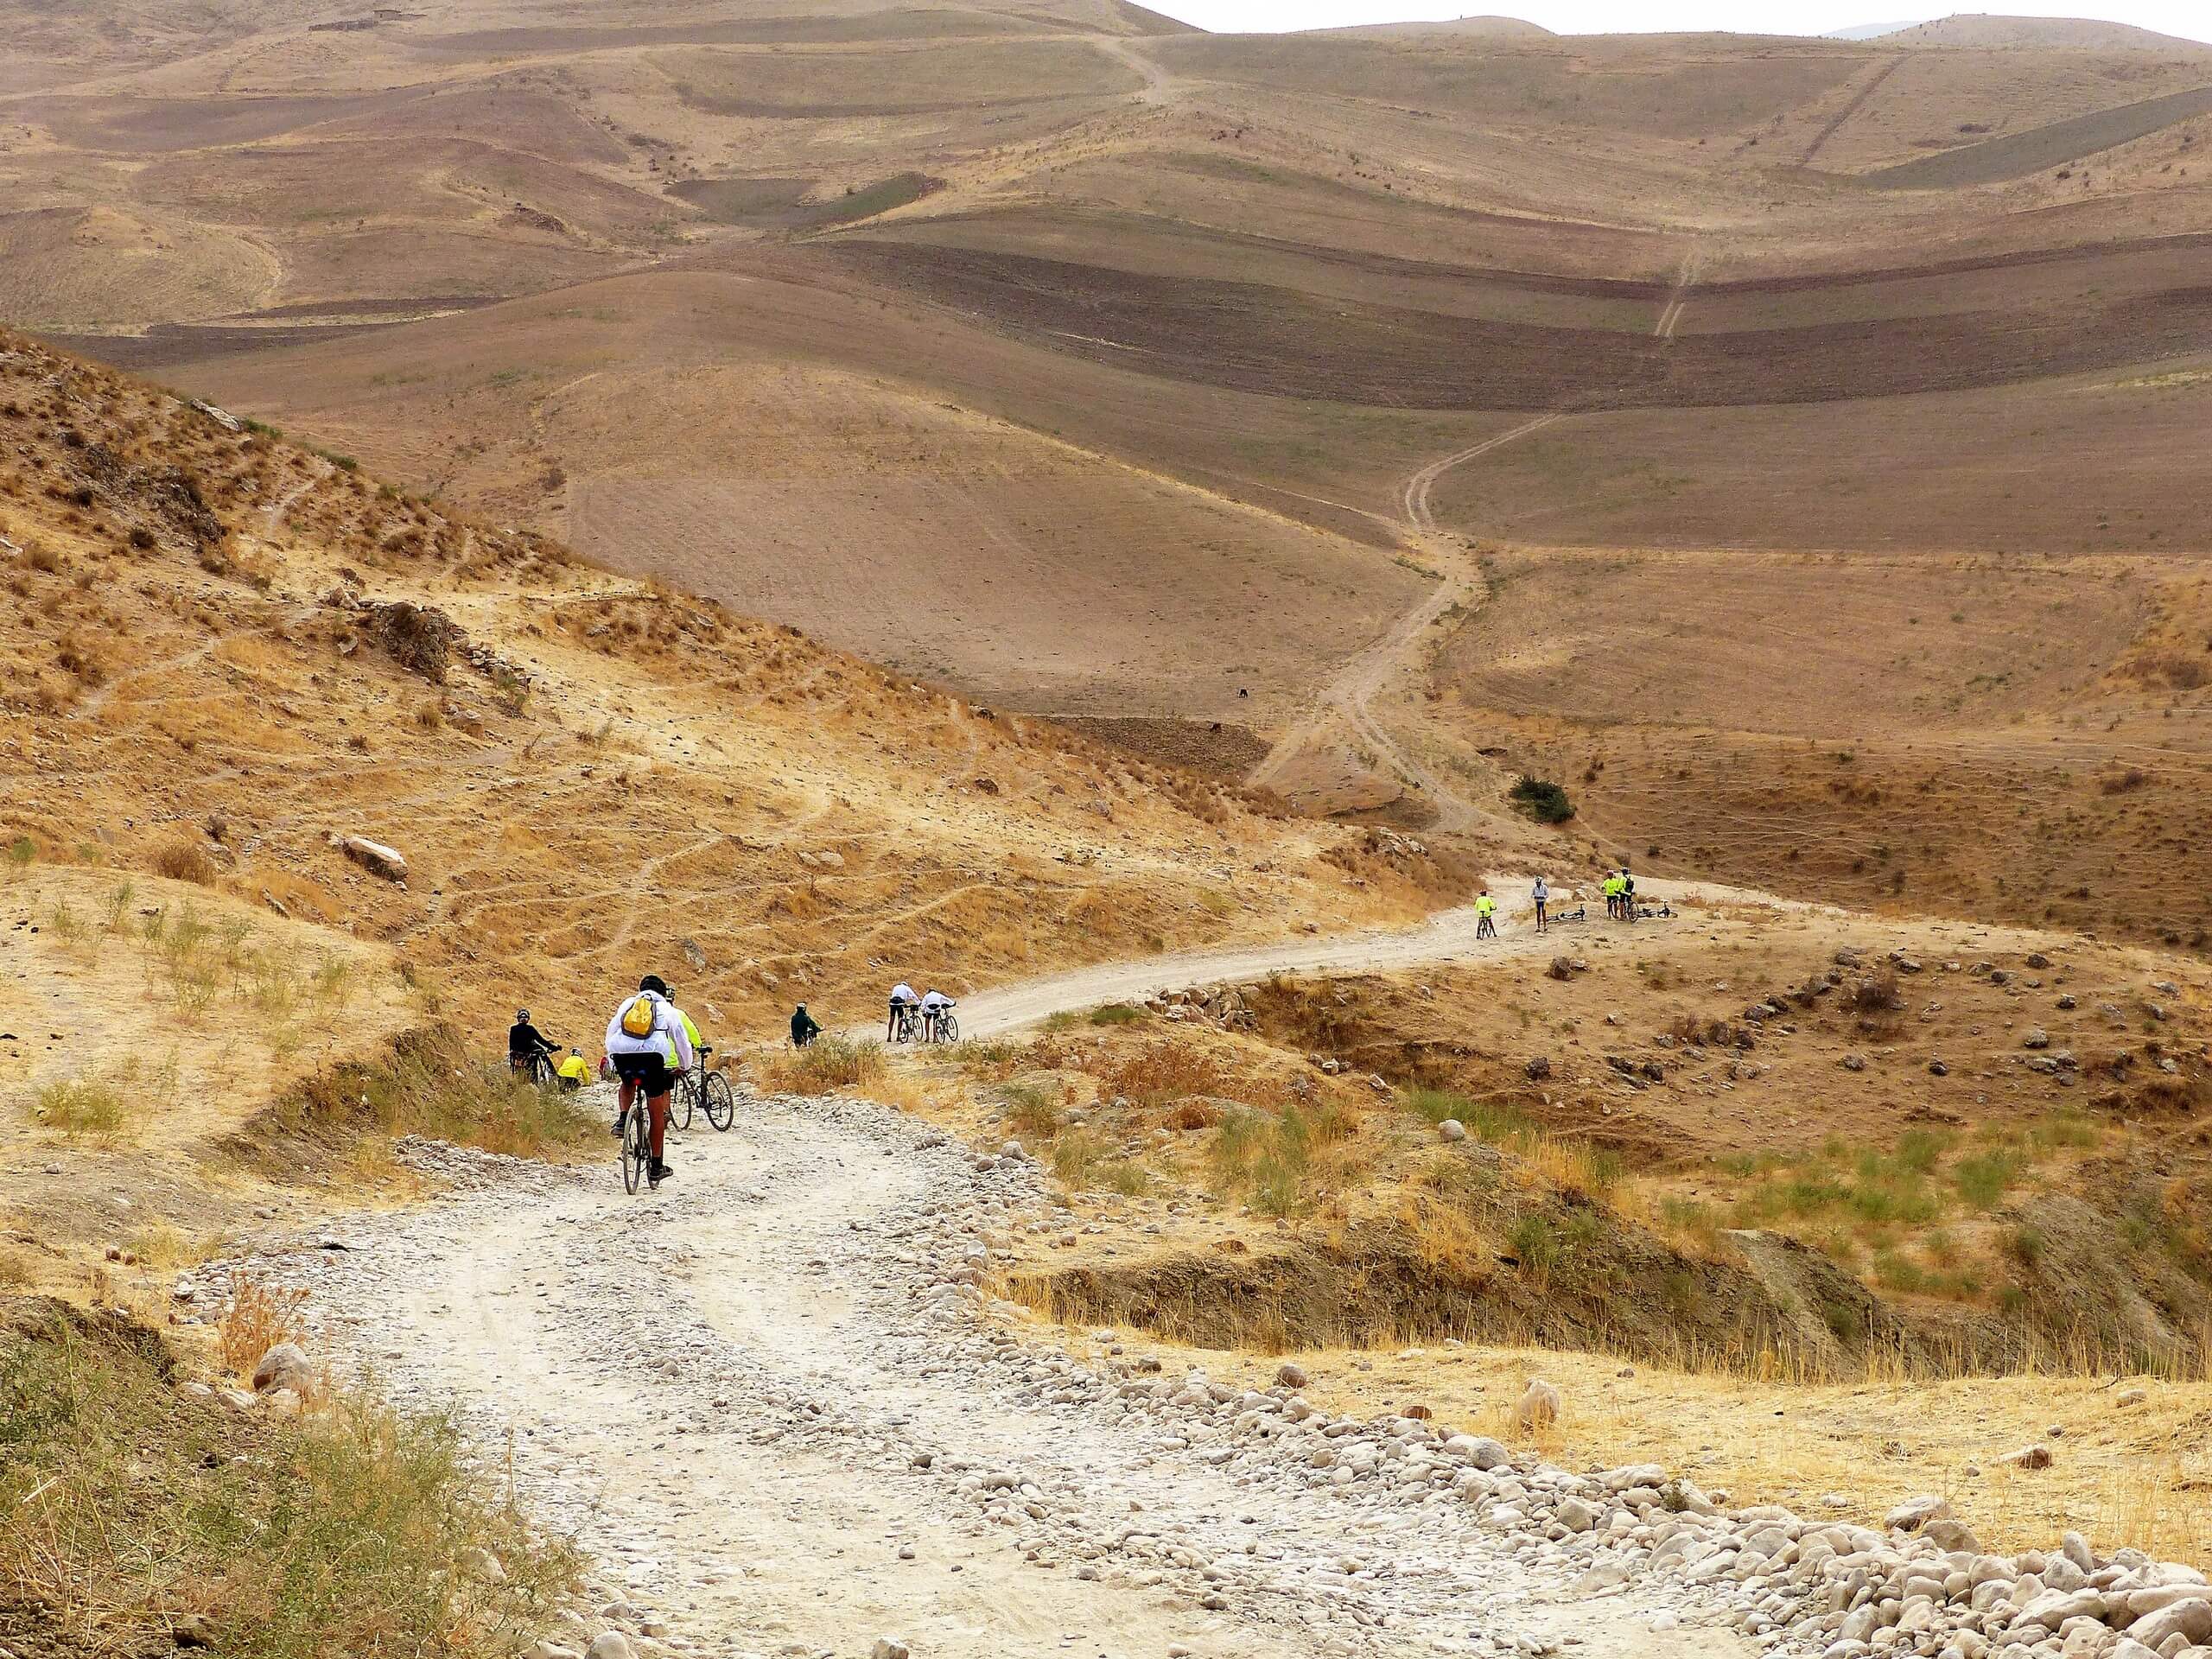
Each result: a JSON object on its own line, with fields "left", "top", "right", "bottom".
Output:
{"left": 332, "top": 833, "right": 408, "bottom": 884}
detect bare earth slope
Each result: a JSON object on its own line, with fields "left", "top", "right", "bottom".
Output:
{"left": 6, "top": 0, "right": 2212, "bottom": 944}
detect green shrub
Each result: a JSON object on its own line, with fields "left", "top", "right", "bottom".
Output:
{"left": 1507, "top": 776, "right": 1575, "bottom": 824}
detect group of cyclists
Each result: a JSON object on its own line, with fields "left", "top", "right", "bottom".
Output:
{"left": 887, "top": 981, "right": 957, "bottom": 1044}
{"left": 507, "top": 972, "right": 958, "bottom": 1188}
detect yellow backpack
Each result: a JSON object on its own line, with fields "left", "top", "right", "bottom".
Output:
{"left": 620, "top": 995, "right": 656, "bottom": 1038}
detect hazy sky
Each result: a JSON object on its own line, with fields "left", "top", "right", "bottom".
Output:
{"left": 1146, "top": 2, "right": 2212, "bottom": 44}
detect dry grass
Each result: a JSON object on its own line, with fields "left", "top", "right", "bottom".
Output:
{"left": 756, "top": 1034, "right": 886, "bottom": 1096}
{"left": 30, "top": 1075, "right": 130, "bottom": 1139}
{"left": 217, "top": 1271, "right": 310, "bottom": 1382}
{"left": 279, "top": 1027, "right": 596, "bottom": 1160}
{"left": 0, "top": 1301, "right": 579, "bottom": 1656}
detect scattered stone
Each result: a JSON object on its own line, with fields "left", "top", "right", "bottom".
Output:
{"left": 2118, "top": 1388, "right": 2147, "bottom": 1408}
{"left": 871, "top": 1641, "right": 912, "bottom": 1659}
{"left": 1524, "top": 1056, "right": 1553, "bottom": 1081}
{"left": 2023, "top": 1027, "right": 2050, "bottom": 1049}
{"left": 1438, "top": 1118, "right": 1466, "bottom": 1142}
{"left": 1840, "top": 1053, "right": 1866, "bottom": 1072}
{"left": 2001, "top": 1443, "right": 2055, "bottom": 1470}
{"left": 1275, "top": 1363, "right": 1308, "bottom": 1389}
{"left": 584, "top": 1635, "right": 635, "bottom": 1659}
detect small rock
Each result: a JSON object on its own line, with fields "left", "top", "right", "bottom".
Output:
{"left": 1438, "top": 1119, "right": 1466, "bottom": 1142}
{"left": 1840, "top": 1053, "right": 1866, "bottom": 1072}
{"left": 2023, "top": 1028, "right": 2050, "bottom": 1050}
{"left": 252, "top": 1342, "right": 314, "bottom": 1396}
{"left": 1275, "top": 1362, "right": 1308, "bottom": 1389}
{"left": 171, "top": 1612, "right": 216, "bottom": 1648}
{"left": 2117, "top": 1388, "right": 2146, "bottom": 1408}
{"left": 458, "top": 1546, "right": 506, "bottom": 1585}
{"left": 585, "top": 1636, "right": 636, "bottom": 1659}
{"left": 871, "top": 1642, "right": 912, "bottom": 1659}
{"left": 1524, "top": 1056, "right": 1552, "bottom": 1081}
{"left": 2001, "top": 1443, "right": 2054, "bottom": 1470}
{"left": 1516, "top": 1377, "right": 1561, "bottom": 1431}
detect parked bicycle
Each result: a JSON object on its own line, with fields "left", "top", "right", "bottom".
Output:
{"left": 671, "top": 1044, "right": 736, "bottom": 1133}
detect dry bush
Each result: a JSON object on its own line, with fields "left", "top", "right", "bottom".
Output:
{"left": 2100, "top": 767, "right": 2152, "bottom": 796}
{"left": 1851, "top": 970, "right": 1903, "bottom": 1024}
{"left": 218, "top": 1271, "right": 310, "bottom": 1380}
{"left": 151, "top": 838, "right": 217, "bottom": 885}
{"left": 1103, "top": 1040, "right": 1241, "bottom": 1109}
{"left": 758, "top": 1034, "right": 886, "bottom": 1096}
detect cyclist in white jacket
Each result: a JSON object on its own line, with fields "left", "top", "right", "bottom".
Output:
{"left": 606, "top": 973, "right": 694, "bottom": 1185}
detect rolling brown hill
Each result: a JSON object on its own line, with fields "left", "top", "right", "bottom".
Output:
{"left": 3, "top": 0, "right": 2209, "bottom": 951}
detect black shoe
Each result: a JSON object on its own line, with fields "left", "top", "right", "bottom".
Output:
{"left": 649, "top": 1160, "right": 673, "bottom": 1183}
{"left": 610, "top": 1116, "right": 626, "bottom": 1137}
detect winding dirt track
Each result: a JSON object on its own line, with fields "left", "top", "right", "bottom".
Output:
{"left": 1249, "top": 417, "right": 1561, "bottom": 825}
{"left": 253, "top": 1090, "right": 1758, "bottom": 1659}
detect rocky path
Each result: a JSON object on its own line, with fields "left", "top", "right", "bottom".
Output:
{"left": 234, "top": 1092, "right": 1758, "bottom": 1659}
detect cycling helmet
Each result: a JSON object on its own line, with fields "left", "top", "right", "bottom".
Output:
{"left": 516, "top": 1008, "right": 530, "bottom": 1023}
{"left": 639, "top": 974, "right": 671, "bottom": 997}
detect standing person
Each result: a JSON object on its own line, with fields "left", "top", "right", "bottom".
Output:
{"left": 1531, "top": 875, "right": 1549, "bottom": 934}
{"left": 791, "top": 1003, "right": 821, "bottom": 1047}
{"left": 507, "top": 1008, "right": 556, "bottom": 1077}
{"left": 887, "top": 980, "right": 919, "bottom": 1042}
{"left": 1474, "top": 890, "right": 1497, "bottom": 939}
{"left": 606, "top": 974, "right": 692, "bottom": 1187}
{"left": 1600, "top": 871, "right": 1618, "bottom": 919}
{"left": 1620, "top": 870, "right": 1637, "bottom": 924}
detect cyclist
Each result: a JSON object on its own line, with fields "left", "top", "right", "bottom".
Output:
{"left": 1474, "top": 891, "right": 1497, "bottom": 940}
{"left": 605, "top": 974, "right": 691, "bottom": 1186}
{"left": 887, "top": 980, "right": 919, "bottom": 1042}
{"left": 1620, "top": 870, "right": 1637, "bottom": 924}
{"left": 508, "top": 1009, "right": 556, "bottom": 1077}
{"left": 919, "top": 987, "right": 955, "bottom": 1041}
{"left": 554, "top": 1048, "right": 591, "bottom": 1091}
{"left": 1531, "top": 875, "right": 1549, "bottom": 934}
{"left": 1602, "top": 871, "right": 1623, "bottom": 919}
{"left": 791, "top": 1003, "right": 821, "bottom": 1047}
{"left": 665, "top": 985, "right": 703, "bottom": 1066}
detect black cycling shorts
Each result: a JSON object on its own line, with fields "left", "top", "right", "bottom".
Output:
{"left": 613, "top": 1052, "right": 674, "bottom": 1097}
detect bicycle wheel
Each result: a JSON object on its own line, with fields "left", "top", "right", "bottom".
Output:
{"left": 938, "top": 1013, "right": 958, "bottom": 1044}
{"left": 620, "top": 1106, "right": 646, "bottom": 1195}
{"left": 531, "top": 1054, "right": 556, "bottom": 1088}
{"left": 670, "top": 1074, "right": 696, "bottom": 1131}
{"left": 704, "top": 1070, "right": 736, "bottom": 1132}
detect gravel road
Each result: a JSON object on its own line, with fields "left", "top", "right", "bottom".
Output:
{"left": 232, "top": 1089, "right": 1758, "bottom": 1659}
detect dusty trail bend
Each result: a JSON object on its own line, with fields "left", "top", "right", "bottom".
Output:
{"left": 244, "top": 1094, "right": 1756, "bottom": 1659}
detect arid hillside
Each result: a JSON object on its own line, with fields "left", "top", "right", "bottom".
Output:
{"left": 5, "top": 0, "right": 2211, "bottom": 954}
{"left": 0, "top": 329, "right": 1466, "bottom": 1065}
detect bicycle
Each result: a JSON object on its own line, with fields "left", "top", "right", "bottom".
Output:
{"left": 891, "top": 1003, "right": 923, "bottom": 1045}
{"left": 513, "top": 1046, "right": 559, "bottom": 1088}
{"left": 919, "top": 1003, "right": 959, "bottom": 1044}
{"left": 672, "top": 1045, "right": 735, "bottom": 1133}
{"left": 618, "top": 1096, "right": 654, "bottom": 1194}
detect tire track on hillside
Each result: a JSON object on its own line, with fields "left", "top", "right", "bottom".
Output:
{"left": 1801, "top": 58, "right": 1899, "bottom": 168}
{"left": 1253, "top": 414, "right": 1562, "bottom": 824}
